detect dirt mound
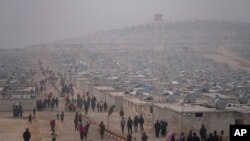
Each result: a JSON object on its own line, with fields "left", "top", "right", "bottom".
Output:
{"left": 194, "top": 46, "right": 250, "bottom": 72}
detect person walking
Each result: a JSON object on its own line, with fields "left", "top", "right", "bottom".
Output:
{"left": 200, "top": 124, "right": 207, "bottom": 141}
{"left": 219, "top": 130, "right": 227, "bottom": 141}
{"left": 60, "top": 110, "right": 64, "bottom": 122}
{"left": 91, "top": 96, "right": 96, "bottom": 112}
{"left": 97, "top": 102, "right": 100, "bottom": 112}
{"left": 74, "top": 118, "right": 78, "bottom": 131}
{"left": 84, "top": 122, "right": 90, "bottom": 140}
{"left": 213, "top": 131, "right": 219, "bottom": 141}
{"left": 138, "top": 115, "right": 144, "bottom": 131}
{"left": 51, "top": 129, "right": 57, "bottom": 141}
{"left": 28, "top": 113, "right": 32, "bottom": 124}
{"left": 154, "top": 120, "right": 161, "bottom": 137}
{"left": 23, "top": 128, "right": 31, "bottom": 141}
{"left": 178, "top": 132, "right": 185, "bottom": 141}
{"left": 141, "top": 132, "right": 148, "bottom": 141}
{"left": 161, "top": 120, "right": 168, "bottom": 137}
{"left": 187, "top": 130, "right": 193, "bottom": 141}
{"left": 191, "top": 133, "right": 200, "bottom": 141}
{"left": 99, "top": 101, "right": 103, "bottom": 112}
{"left": 119, "top": 109, "right": 124, "bottom": 117}
{"left": 33, "top": 108, "right": 36, "bottom": 116}
{"left": 79, "top": 113, "right": 82, "bottom": 123}
{"left": 167, "top": 132, "right": 176, "bottom": 141}
{"left": 84, "top": 101, "right": 89, "bottom": 114}
{"left": 104, "top": 101, "right": 108, "bottom": 112}
{"left": 120, "top": 117, "right": 126, "bottom": 134}
{"left": 127, "top": 117, "right": 133, "bottom": 135}
{"left": 79, "top": 124, "right": 84, "bottom": 141}
{"left": 99, "top": 121, "right": 105, "bottom": 139}
{"left": 206, "top": 133, "right": 213, "bottom": 141}
{"left": 127, "top": 133, "right": 132, "bottom": 141}
{"left": 134, "top": 115, "right": 139, "bottom": 132}
{"left": 50, "top": 119, "right": 56, "bottom": 131}
{"left": 56, "top": 111, "right": 60, "bottom": 120}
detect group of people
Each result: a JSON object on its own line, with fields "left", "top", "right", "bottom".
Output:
{"left": 154, "top": 119, "right": 168, "bottom": 137}
{"left": 119, "top": 115, "right": 149, "bottom": 141}
{"left": 65, "top": 94, "right": 97, "bottom": 114}
{"left": 96, "top": 100, "right": 108, "bottom": 112}
{"left": 120, "top": 115, "right": 145, "bottom": 135}
{"left": 61, "top": 83, "right": 74, "bottom": 97}
{"left": 38, "top": 65, "right": 58, "bottom": 94}
{"left": 162, "top": 124, "right": 227, "bottom": 141}
{"left": 73, "top": 112, "right": 90, "bottom": 140}
{"left": 64, "top": 91, "right": 109, "bottom": 115}
{"left": 30, "top": 61, "right": 229, "bottom": 141}
{"left": 79, "top": 122, "right": 90, "bottom": 141}
{"left": 186, "top": 124, "right": 227, "bottom": 141}
{"left": 56, "top": 110, "right": 64, "bottom": 122}
{"left": 36, "top": 93, "right": 59, "bottom": 111}
{"left": 186, "top": 129, "right": 227, "bottom": 141}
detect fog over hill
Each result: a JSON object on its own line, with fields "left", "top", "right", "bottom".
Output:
{"left": 1, "top": 0, "right": 250, "bottom": 49}
{"left": 38, "top": 21, "right": 250, "bottom": 59}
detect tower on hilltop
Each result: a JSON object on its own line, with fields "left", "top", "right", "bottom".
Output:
{"left": 154, "top": 14, "right": 163, "bottom": 48}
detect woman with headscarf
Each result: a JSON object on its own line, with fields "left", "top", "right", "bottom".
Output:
{"left": 178, "top": 131, "right": 185, "bottom": 141}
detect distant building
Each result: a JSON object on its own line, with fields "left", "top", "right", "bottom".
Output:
{"left": 153, "top": 101, "right": 250, "bottom": 139}
{"left": 0, "top": 86, "right": 36, "bottom": 112}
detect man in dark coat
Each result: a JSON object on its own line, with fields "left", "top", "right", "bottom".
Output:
{"left": 104, "top": 101, "right": 108, "bottom": 112}
{"left": 84, "top": 122, "right": 90, "bottom": 140}
{"left": 74, "top": 118, "right": 78, "bottom": 130}
{"left": 120, "top": 109, "right": 124, "bottom": 117}
{"left": 127, "top": 117, "right": 133, "bottom": 134}
{"left": 84, "top": 101, "right": 89, "bottom": 114}
{"left": 99, "top": 121, "right": 105, "bottom": 139}
{"left": 141, "top": 132, "right": 148, "bottom": 141}
{"left": 200, "top": 124, "right": 207, "bottom": 141}
{"left": 212, "top": 131, "right": 219, "bottom": 141}
{"left": 138, "top": 115, "right": 144, "bottom": 131}
{"left": 191, "top": 133, "right": 200, "bottom": 141}
{"left": 23, "top": 128, "right": 31, "bottom": 141}
{"left": 28, "top": 113, "right": 32, "bottom": 124}
{"left": 127, "top": 133, "right": 132, "bottom": 141}
{"left": 60, "top": 110, "right": 64, "bottom": 122}
{"left": 91, "top": 96, "right": 96, "bottom": 111}
{"left": 187, "top": 130, "right": 193, "bottom": 141}
{"left": 205, "top": 133, "right": 213, "bottom": 141}
{"left": 154, "top": 120, "right": 161, "bottom": 137}
{"left": 33, "top": 108, "right": 36, "bottom": 116}
{"left": 161, "top": 120, "right": 168, "bottom": 137}
{"left": 133, "top": 116, "right": 139, "bottom": 132}
{"left": 97, "top": 102, "right": 100, "bottom": 112}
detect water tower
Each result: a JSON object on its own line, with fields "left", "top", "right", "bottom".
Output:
{"left": 154, "top": 14, "right": 163, "bottom": 48}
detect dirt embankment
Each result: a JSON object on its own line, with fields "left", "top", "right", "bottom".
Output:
{"left": 193, "top": 46, "right": 250, "bottom": 72}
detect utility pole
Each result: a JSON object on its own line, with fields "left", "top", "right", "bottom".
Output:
{"left": 19, "top": 102, "right": 22, "bottom": 141}
{"left": 90, "top": 58, "right": 93, "bottom": 69}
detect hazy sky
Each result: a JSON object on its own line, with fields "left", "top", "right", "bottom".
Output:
{"left": 0, "top": 0, "right": 250, "bottom": 48}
